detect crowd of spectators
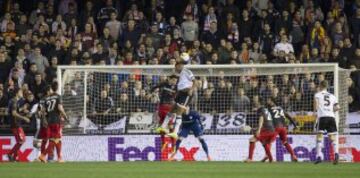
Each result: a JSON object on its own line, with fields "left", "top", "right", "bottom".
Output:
{"left": 1, "top": 0, "right": 360, "bottom": 128}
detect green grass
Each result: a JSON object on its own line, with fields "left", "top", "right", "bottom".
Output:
{"left": 1, "top": 162, "right": 359, "bottom": 178}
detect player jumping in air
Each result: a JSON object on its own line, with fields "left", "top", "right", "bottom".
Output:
{"left": 156, "top": 53, "right": 195, "bottom": 140}
{"left": 261, "top": 97, "right": 298, "bottom": 162}
{"left": 38, "top": 83, "right": 68, "bottom": 163}
{"left": 313, "top": 80, "right": 340, "bottom": 165}
{"left": 169, "top": 108, "right": 211, "bottom": 161}
{"left": 245, "top": 105, "right": 277, "bottom": 163}
{"left": 151, "top": 74, "right": 178, "bottom": 151}
{"left": 7, "top": 88, "right": 31, "bottom": 162}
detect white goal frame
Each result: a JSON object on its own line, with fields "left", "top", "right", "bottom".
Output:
{"left": 57, "top": 63, "right": 341, "bottom": 134}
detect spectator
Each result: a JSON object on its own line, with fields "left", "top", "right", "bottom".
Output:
{"left": 349, "top": 48, "right": 360, "bottom": 68}
{"left": 105, "top": 12, "right": 122, "bottom": 40}
{"left": 51, "top": 15, "right": 67, "bottom": 34}
{"left": 201, "top": 21, "right": 222, "bottom": 49}
{"left": 29, "top": 72, "right": 46, "bottom": 100}
{"left": 45, "top": 56, "right": 58, "bottom": 82}
{"left": 28, "top": 47, "right": 49, "bottom": 74}
{"left": 198, "top": 89, "right": 215, "bottom": 113}
{"left": 0, "top": 52, "right": 11, "bottom": 83}
{"left": 233, "top": 87, "right": 251, "bottom": 112}
{"left": 203, "top": 6, "right": 217, "bottom": 32}
{"left": 259, "top": 23, "right": 274, "bottom": 57}
{"left": 309, "top": 21, "right": 326, "bottom": 50}
{"left": 93, "top": 90, "right": 113, "bottom": 115}
{"left": 81, "top": 23, "right": 97, "bottom": 51}
{"left": 120, "top": 19, "right": 140, "bottom": 48}
{"left": 115, "top": 93, "right": 130, "bottom": 114}
{"left": 181, "top": 14, "right": 199, "bottom": 47}
{"left": 331, "top": 22, "right": 348, "bottom": 46}
{"left": 347, "top": 77, "right": 360, "bottom": 112}
{"left": 274, "top": 35, "right": 294, "bottom": 55}
{"left": 350, "top": 9, "right": 360, "bottom": 47}
{"left": 0, "top": 89, "right": 8, "bottom": 124}
{"left": 97, "top": 0, "right": 118, "bottom": 30}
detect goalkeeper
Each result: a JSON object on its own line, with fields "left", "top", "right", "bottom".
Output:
{"left": 169, "top": 107, "right": 211, "bottom": 161}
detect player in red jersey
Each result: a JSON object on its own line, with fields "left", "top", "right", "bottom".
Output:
{"left": 151, "top": 75, "right": 178, "bottom": 152}
{"left": 245, "top": 106, "right": 277, "bottom": 163}
{"left": 7, "top": 88, "right": 31, "bottom": 162}
{"left": 38, "top": 83, "right": 68, "bottom": 163}
{"left": 262, "top": 97, "right": 298, "bottom": 162}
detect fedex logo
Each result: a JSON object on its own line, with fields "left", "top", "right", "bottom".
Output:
{"left": 108, "top": 137, "right": 199, "bottom": 161}
{"left": 0, "top": 138, "right": 33, "bottom": 162}
{"left": 276, "top": 137, "right": 332, "bottom": 161}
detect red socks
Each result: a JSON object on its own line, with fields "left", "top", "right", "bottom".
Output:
{"left": 41, "top": 139, "right": 48, "bottom": 155}
{"left": 10, "top": 143, "right": 22, "bottom": 159}
{"left": 55, "top": 141, "right": 62, "bottom": 159}
{"left": 284, "top": 143, "right": 296, "bottom": 159}
{"left": 264, "top": 144, "right": 273, "bottom": 162}
{"left": 248, "top": 142, "right": 255, "bottom": 160}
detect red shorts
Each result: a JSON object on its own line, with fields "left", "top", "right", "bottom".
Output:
{"left": 256, "top": 129, "right": 276, "bottom": 144}
{"left": 48, "top": 124, "right": 62, "bottom": 138}
{"left": 275, "top": 127, "right": 288, "bottom": 143}
{"left": 158, "top": 104, "right": 172, "bottom": 124}
{"left": 11, "top": 127, "right": 26, "bottom": 143}
{"left": 38, "top": 127, "right": 50, "bottom": 140}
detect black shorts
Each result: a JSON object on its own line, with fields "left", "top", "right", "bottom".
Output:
{"left": 175, "top": 90, "right": 191, "bottom": 106}
{"left": 316, "top": 117, "right": 337, "bottom": 133}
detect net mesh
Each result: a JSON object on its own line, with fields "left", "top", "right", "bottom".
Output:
{"left": 58, "top": 64, "right": 348, "bottom": 135}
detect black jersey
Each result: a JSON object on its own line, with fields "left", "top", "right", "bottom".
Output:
{"left": 152, "top": 82, "right": 176, "bottom": 105}
{"left": 8, "top": 98, "right": 26, "bottom": 128}
{"left": 268, "top": 106, "right": 287, "bottom": 128}
{"left": 257, "top": 107, "right": 275, "bottom": 132}
{"left": 40, "top": 94, "right": 62, "bottom": 124}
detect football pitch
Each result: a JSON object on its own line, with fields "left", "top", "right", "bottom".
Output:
{"left": 1, "top": 162, "right": 359, "bottom": 178}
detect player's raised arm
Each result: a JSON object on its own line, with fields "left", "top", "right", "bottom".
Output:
{"left": 256, "top": 115, "right": 264, "bottom": 136}
{"left": 313, "top": 94, "right": 319, "bottom": 117}
{"left": 10, "top": 99, "right": 30, "bottom": 123}
{"left": 284, "top": 112, "right": 297, "bottom": 128}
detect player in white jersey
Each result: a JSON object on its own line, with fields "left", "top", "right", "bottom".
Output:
{"left": 313, "top": 80, "right": 340, "bottom": 165}
{"left": 156, "top": 53, "right": 195, "bottom": 140}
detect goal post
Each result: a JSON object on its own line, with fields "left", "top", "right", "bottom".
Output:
{"left": 57, "top": 63, "right": 349, "bottom": 135}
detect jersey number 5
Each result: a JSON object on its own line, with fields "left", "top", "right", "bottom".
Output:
{"left": 324, "top": 95, "right": 330, "bottom": 106}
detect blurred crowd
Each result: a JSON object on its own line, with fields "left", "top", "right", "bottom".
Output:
{"left": 1, "top": 0, "right": 360, "bottom": 127}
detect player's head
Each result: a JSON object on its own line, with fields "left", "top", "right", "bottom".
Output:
{"left": 51, "top": 81, "right": 59, "bottom": 93}
{"left": 175, "top": 61, "right": 185, "bottom": 73}
{"left": 266, "top": 97, "right": 277, "bottom": 107}
{"left": 168, "top": 74, "right": 178, "bottom": 85}
{"left": 319, "top": 80, "right": 328, "bottom": 90}
{"left": 45, "top": 85, "right": 53, "bottom": 95}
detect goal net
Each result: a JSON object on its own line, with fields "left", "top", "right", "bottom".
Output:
{"left": 57, "top": 64, "right": 349, "bottom": 135}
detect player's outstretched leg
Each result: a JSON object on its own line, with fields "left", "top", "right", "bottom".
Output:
{"left": 169, "top": 138, "right": 182, "bottom": 161}
{"left": 8, "top": 142, "right": 22, "bottom": 162}
{"left": 314, "top": 133, "right": 323, "bottom": 164}
{"left": 283, "top": 142, "right": 297, "bottom": 162}
{"left": 167, "top": 115, "right": 182, "bottom": 139}
{"left": 198, "top": 137, "right": 211, "bottom": 161}
{"left": 263, "top": 143, "right": 273, "bottom": 163}
{"left": 245, "top": 138, "right": 256, "bottom": 162}
{"left": 156, "top": 113, "right": 175, "bottom": 134}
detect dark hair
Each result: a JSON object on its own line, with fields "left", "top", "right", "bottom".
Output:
{"left": 45, "top": 85, "right": 52, "bottom": 93}
{"left": 168, "top": 74, "right": 178, "bottom": 79}
{"left": 51, "top": 81, "right": 59, "bottom": 91}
